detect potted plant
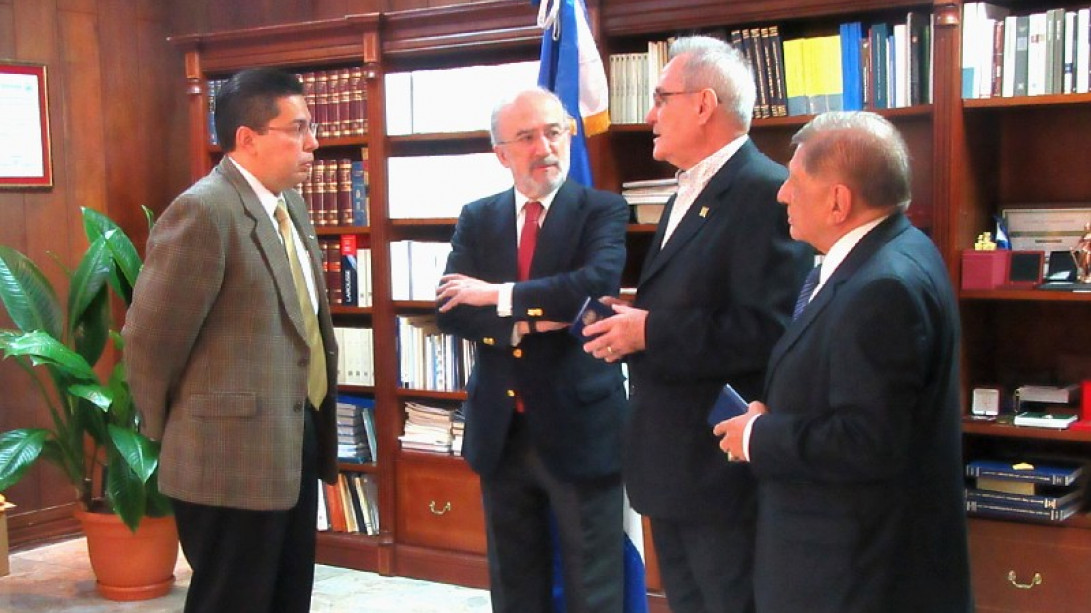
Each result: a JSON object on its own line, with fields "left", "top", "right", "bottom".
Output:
{"left": 0, "top": 206, "right": 178, "bottom": 601}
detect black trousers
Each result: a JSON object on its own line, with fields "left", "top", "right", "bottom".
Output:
{"left": 171, "top": 408, "right": 319, "bottom": 613}
{"left": 650, "top": 515, "right": 755, "bottom": 613}
{"left": 480, "top": 416, "right": 624, "bottom": 613}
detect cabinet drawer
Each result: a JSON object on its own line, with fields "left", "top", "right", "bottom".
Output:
{"left": 397, "top": 453, "right": 487, "bottom": 555}
{"left": 969, "top": 518, "right": 1091, "bottom": 613}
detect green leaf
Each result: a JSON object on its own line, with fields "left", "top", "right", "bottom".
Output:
{"left": 142, "top": 205, "right": 157, "bottom": 234}
{"left": 82, "top": 208, "right": 142, "bottom": 306}
{"left": 0, "top": 330, "right": 98, "bottom": 382}
{"left": 71, "top": 285, "right": 109, "bottom": 369}
{"left": 67, "top": 237, "right": 112, "bottom": 340}
{"left": 108, "top": 425, "right": 158, "bottom": 484}
{"left": 105, "top": 451, "right": 146, "bottom": 532}
{"left": 0, "top": 246, "right": 63, "bottom": 338}
{"left": 143, "top": 471, "right": 173, "bottom": 518}
{"left": 69, "top": 383, "right": 112, "bottom": 411}
{"left": 0, "top": 429, "right": 49, "bottom": 491}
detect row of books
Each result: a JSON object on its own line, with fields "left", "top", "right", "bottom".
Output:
{"left": 339, "top": 235, "right": 373, "bottom": 308}
{"left": 385, "top": 61, "right": 538, "bottom": 135}
{"left": 333, "top": 327, "right": 375, "bottom": 387}
{"left": 608, "top": 15, "right": 933, "bottom": 124}
{"left": 962, "top": 4, "right": 1091, "bottom": 99}
{"left": 317, "top": 472, "right": 379, "bottom": 535}
{"left": 396, "top": 315, "right": 476, "bottom": 392}
{"left": 965, "top": 459, "right": 1086, "bottom": 522}
{"left": 297, "top": 155, "right": 369, "bottom": 229}
{"left": 318, "top": 237, "right": 373, "bottom": 307}
{"left": 207, "top": 67, "right": 369, "bottom": 146}
{"left": 336, "top": 395, "right": 377, "bottom": 463}
{"left": 390, "top": 240, "right": 451, "bottom": 302}
{"left": 399, "top": 401, "right": 461, "bottom": 454}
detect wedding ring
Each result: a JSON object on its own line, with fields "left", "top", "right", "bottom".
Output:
{"left": 607, "top": 346, "right": 615, "bottom": 355}
{"left": 725, "top": 450, "right": 735, "bottom": 462}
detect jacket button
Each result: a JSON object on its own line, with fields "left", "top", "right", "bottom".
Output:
{"left": 483, "top": 337, "right": 495, "bottom": 345}
{"left": 506, "top": 389, "right": 516, "bottom": 397}
{"left": 293, "top": 403, "right": 303, "bottom": 413}
{"left": 513, "top": 348, "right": 523, "bottom": 358}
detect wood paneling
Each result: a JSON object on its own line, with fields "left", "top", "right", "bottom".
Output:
{"left": 0, "top": 0, "right": 187, "bottom": 546}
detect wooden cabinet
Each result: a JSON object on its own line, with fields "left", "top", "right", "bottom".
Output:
{"left": 168, "top": 1, "right": 1089, "bottom": 610}
{"left": 970, "top": 518, "right": 1091, "bottom": 613}
{"left": 396, "top": 451, "right": 487, "bottom": 556}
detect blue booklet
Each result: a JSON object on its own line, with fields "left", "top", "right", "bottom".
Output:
{"left": 706, "top": 384, "right": 749, "bottom": 427}
{"left": 569, "top": 297, "right": 614, "bottom": 342}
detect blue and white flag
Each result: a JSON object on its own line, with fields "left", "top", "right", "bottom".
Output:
{"left": 532, "top": 4, "right": 647, "bottom": 612}
{"left": 534, "top": 0, "right": 610, "bottom": 186}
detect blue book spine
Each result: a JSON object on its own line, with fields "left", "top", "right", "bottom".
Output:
{"left": 841, "top": 22, "right": 864, "bottom": 111}
{"left": 351, "top": 160, "right": 368, "bottom": 227}
{"left": 966, "top": 498, "right": 1078, "bottom": 522}
{"left": 966, "top": 460, "right": 1082, "bottom": 486}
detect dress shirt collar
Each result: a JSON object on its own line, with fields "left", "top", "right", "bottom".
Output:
{"left": 226, "top": 155, "right": 281, "bottom": 221}
{"left": 817, "top": 214, "right": 891, "bottom": 286}
{"left": 513, "top": 184, "right": 561, "bottom": 220}
{"left": 675, "top": 134, "right": 749, "bottom": 196}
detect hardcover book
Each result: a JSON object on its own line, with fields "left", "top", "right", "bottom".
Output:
{"left": 966, "top": 459, "right": 1084, "bottom": 486}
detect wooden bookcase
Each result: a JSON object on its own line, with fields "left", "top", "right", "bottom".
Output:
{"left": 169, "top": 1, "right": 1091, "bottom": 611}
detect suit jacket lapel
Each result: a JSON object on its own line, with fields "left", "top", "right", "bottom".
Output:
{"left": 639, "top": 141, "right": 755, "bottom": 286}
{"left": 217, "top": 158, "right": 309, "bottom": 341}
{"left": 765, "top": 214, "right": 912, "bottom": 381}
{"left": 489, "top": 190, "right": 520, "bottom": 282}
{"left": 533, "top": 181, "right": 581, "bottom": 278}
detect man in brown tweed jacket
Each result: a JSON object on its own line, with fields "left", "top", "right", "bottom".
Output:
{"left": 123, "top": 68, "right": 338, "bottom": 613}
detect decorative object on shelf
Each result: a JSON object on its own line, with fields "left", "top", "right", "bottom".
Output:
{"left": 1073, "top": 222, "right": 1091, "bottom": 283}
{"left": 0, "top": 206, "right": 178, "bottom": 600}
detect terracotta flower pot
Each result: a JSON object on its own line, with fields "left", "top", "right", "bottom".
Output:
{"left": 74, "top": 509, "right": 179, "bottom": 601}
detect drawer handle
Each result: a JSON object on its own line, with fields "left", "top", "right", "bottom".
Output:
{"left": 1007, "top": 571, "right": 1042, "bottom": 590}
{"left": 429, "top": 500, "right": 452, "bottom": 515}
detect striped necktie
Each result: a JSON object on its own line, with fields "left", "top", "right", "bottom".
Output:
{"left": 274, "top": 198, "right": 328, "bottom": 408}
{"left": 792, "top": 265, "right": 821, "bottom": 321}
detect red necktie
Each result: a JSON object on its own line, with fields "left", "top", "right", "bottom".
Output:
{"left": 517, "top": 201, "right": 543, "bottom": 281}
{"left": 514, "top": 201, "right": 542, "bottom": 414}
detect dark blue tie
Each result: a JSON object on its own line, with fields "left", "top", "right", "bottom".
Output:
{"left": 792, "top": 266, "right": 821, "bottom": 320}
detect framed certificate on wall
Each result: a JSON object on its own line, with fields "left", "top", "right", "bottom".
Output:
{"left": 0, "top": 62, "right": 52, "bottom": 189}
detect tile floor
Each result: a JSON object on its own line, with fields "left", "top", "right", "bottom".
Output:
{"left": 0, "top": 537, "right": 492, "bottom": 612}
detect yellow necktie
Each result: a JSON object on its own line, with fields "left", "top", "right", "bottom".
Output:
{"left": 274, "top": 198, "right": 328, "bottom": 408}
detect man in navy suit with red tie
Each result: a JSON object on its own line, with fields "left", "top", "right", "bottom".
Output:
{"left": 436, "top": 88, "right": 630, "bottom": 613}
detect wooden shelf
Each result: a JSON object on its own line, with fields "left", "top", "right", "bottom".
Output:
{"left": 960, "top": 289, "right": 1091, "bottom": 302}
{"left": 338, "top": 384, "right": 375, "bottom": 395}
{"left": 330, "top": 305, "right": 373, "bottom": 315}
{"left": 396, "top": 388, "right": 467, "bottom": 401}
{"left": 388, "top": 130, "right": 490, "bottom": 144}
{"left": 393, "top": 300, "right": 437, "bottom": 311}
{"left": 962, "top": 419, "right": 1091, "bottom": 443}
{"left": 318, "top": 225, "right": 371, "bottom": 236}
{"left": 338, "top": 461, "right": 380, "bottom": 473}
{"left": 964, "top": 92, "right": 1091, "bottom": 110}
{"left": 391, "top": 218, "right": 457, "bottom": 227}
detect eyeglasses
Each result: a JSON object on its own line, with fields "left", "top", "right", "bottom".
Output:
{"left": 652, "top": 90, "right": 701, "bottom": 108}
{"left": 495, "top": 124, "right": 570, "bottom": 148}
{"left": 260, "top": 121, "right": 319, "bottom": 140}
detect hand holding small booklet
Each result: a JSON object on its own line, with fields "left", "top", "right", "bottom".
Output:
{"left": 706, "top": 384, "right": 749, "bottom": 427}
{"left": 569, "top": 297, "right": 614, "bottom": 342}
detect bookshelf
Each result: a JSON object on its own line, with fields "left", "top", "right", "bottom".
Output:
{"left": 168, "top": 1, "right": 1091, "bottom": 611}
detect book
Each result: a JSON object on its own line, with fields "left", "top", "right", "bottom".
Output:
{"left": 706, "top": 384, "right": 749, "bottom": 427}
{"left": 1013, "top": 411, "right": 1078, "bottom": 429}
{"left": 966, "top": 459, "right": 1084, "bottom": 486}
{"left": 966, "top": 485, "right": 1083, "bottom": 510}
{"left": 965, "top": 498, "right": 1079, "bottom": 522}
{"left": 977, "top": 476, "right": 1035, "bottom": 495}
{"left": 1015, "top": 383, "right": 1079, "bottom": 404}
{"left": 569, "top": 297, "right": 614, "bottom": 342}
